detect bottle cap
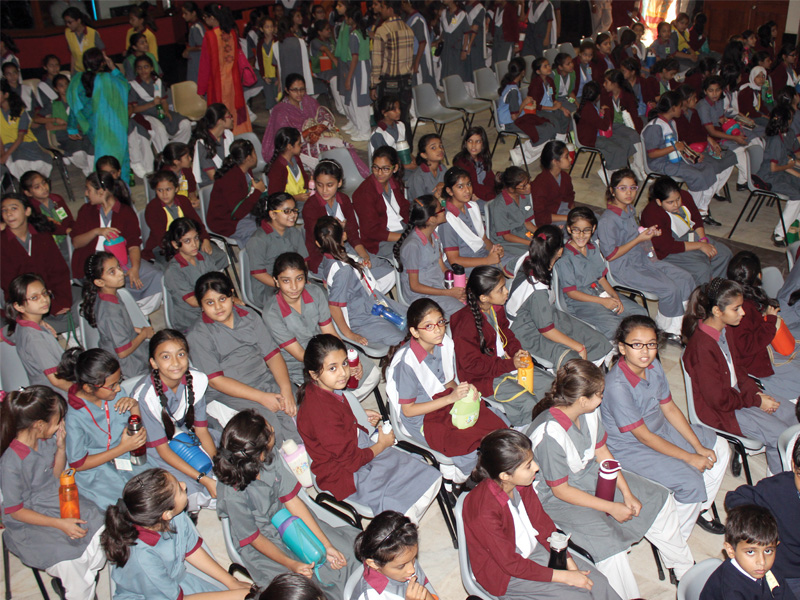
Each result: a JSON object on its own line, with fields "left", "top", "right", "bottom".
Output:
{"left": 281, "top": 439, "right": 299, "bottom": 454}
{"left": 347, "top": 348, "right": 358, "bottom": 359}
{"left": 60, "top": 469, "right": 76, "bottom": 486}
{"left": 445, "top": 270, "right": 454, "bottom": 280}
{"left": 128, "top": 414, "right": 141, "bottom": 424}
{"left": 451, "top": 264, "right": 465, "bottom": 275}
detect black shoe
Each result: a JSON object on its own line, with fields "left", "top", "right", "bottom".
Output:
{"left": 736, "top": 183, "right": 749, "bottom": 192}
{"left": 731, "top": 452, "right": 742, "bottom": 477}
{"left": 713, "top": 193, "right": 731, "bottom": 202}
{"left": 703, "top": 214, "right": 722, "bottom": 227}
{"left": 664, "top": 333, "right": 685, "bottom": 347}
{"left": 772, "top": 234, "right": 788, "bottom": 248}
{"left": 51, "top": 578, "right": 67, "bottom": 600}
{"left": 696, "top": 513, "right": 726, "bottom": 534}
{"left": 189, "top": 511, "right": 199, "bottom": 525}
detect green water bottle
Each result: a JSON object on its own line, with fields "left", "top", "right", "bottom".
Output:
{"left": 156, "top": 103, "right": 165, "bottom": 120}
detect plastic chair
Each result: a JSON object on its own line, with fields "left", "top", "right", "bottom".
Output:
{"left": 603, "top": 257, "right": 657, "bottom": 312}
{"left": 234, "top": 132, "right": 267, "bottom": 176}
{"left": 118, "top": 288, "right": 151, "bottom": 329}
{"left": 171, "top": 81, "right": 208, "bottom": 121}
{"left": 143, "top": 171, "right": 154, "bottom": 204}
{"left": 633, "top": 127, "right": 686, "bottom": 206}
{"left": 761, "top": 266, "right": 784, "bottom": 298}
{"left": 728, "top": 145, "right": 789, "bottom": 240}
{"left": 494, "top": 59, "right": 509, "bottom": 84}
{"left": 568, "top": 116, "right": 609, "bottom": 187}
{"left": 137, "top": 207, "right": 151, "bottom": 254}
{"left": 454, "top": 494, "right": 500, "bottom": 600}
{"left": 237, "top": 247, "right": 259, "bottom": 310}
{"left": 411, "top": 83, "right": 466, "bottom": 146}
{"left": 544, "top": 47, "right": 560, "bottom": 67}
{"left": 161, "top": 277, "right": 175, "bottom": 329}
{"left": 393, "top": 267, "right": 410, "bottom": 306}
{"left": 778, "top": 424, "right": 800, "bottom": 472}
{"left": 787, "top": 241, "right": 800, "bottom": 270}
{"left": 1, "top": 331, "right": 31, "bottom": 391}
{"left": 3, "top": 529, "right": 52, "bottom": 600}
{"left": 196, "top": 184, "right": 212, "bottom": 229}
{"left": 343, "top": 563, "right": 365, "bottom": 599}
{"left": 443, "top": 75, "right": 491, "bottom": 132}
{"left": 473, "top": 67, "right": 499, "bottom": 127}
{"left": 522, "top": 55, "right": 536, "bottom": 85}
{"left": 681, "top": 355, "right": 765, "bottom": 485}
{"left": 676, "top": 558, "right": 722, "bottom": 600}
{"left": 331, "top": 319, "right": 391, "bottom": 360}
{"left": 201, "top": 184, "right": 242, "bottom": 284}
{"left": 559, "top": 42, "right": 577, "bottom": 58}
{"left": 319, "top": 147, "right": 364, "bottom": 197}
{"left": 489, "top": 99, "right": 531, "bottom": 175}
{"left": 78, "top": 311, "right": 101, "bottom": 350}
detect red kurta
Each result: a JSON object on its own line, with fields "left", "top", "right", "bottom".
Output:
{"left": 207, "top": 167, "right": 260, "bottom": 238}
{"left": 351, "top": 175, "right": 410, "bottom": 254}
{"left": 70, "top": 201, "right": 142, "bottom": 279}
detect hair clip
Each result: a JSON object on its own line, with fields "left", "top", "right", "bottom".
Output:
{"left": 0, "top": 391, "right": 5, "bottom": 403}
{"left": 537, "top": 232, "right": 547, "bottom": 240}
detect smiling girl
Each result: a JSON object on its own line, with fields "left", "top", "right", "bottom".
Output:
{"left": 453, "top": 126, "right": 496, "bottom": 202}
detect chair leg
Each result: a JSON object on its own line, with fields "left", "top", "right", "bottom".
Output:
{"left": 515, "top": 137, "right": 530, "bottom": 176}
{"left": 373, "top": 387, "right": 389, "bottom": 421}
{"left": 728, "top": 192, "right": 756, "bottom": 238}
{"left": 32, "top": 569, "right": 50, "bottom": 600}
{"left": 775, "top": 197, "right": 788, "bottom": 240}
{"left": 634, "top": 173, "right": 655, "bottom": 206}
{"left": 746, "top": 194, "right": 764, "bottom": 223}
{"left": 490, "top": 132, "right": 502, "bottom": 160}
{"left": 568, "top": 149, "right": 580, "bottom": 176}
{"left": 53, "top": 155, "right": 75, "bottom": 205}
{"left": 435, "top": 488, "right": 459, "bottom": 549}
{"left": 4, "top": 541, "right": 11, "bottom": 600}
{"left": 650, "top": 541, "right": 666, "bottom": 581}
{"left": 739, "top": 445, "right": 754, "bottom": 486}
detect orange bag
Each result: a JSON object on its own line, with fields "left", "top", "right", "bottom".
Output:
{"left": 768, "top": 316, "right": 796, "bottom": 356}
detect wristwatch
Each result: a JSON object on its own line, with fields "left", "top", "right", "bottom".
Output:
{"left": 196, "top": 472, "right": 206, "bottom": 483}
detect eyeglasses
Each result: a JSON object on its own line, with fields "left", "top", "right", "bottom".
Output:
{"left": 417, "top": 319, "right": 448, "bottom": 332}
{"left": 570, "top": 227, "right": 594, "bottom": 235}
{"left": 371, "top": 165, "right": 394, "bottom": 174}
{"left": 287, "top": 87, "right": 306, "bottom": 93}
{"left": 26, "top": 289, "right": 52, "bottom": 303}
{"left": 100, "top": 376, "right": 125, "bottom": 392}
{"left": 515, "top": 182, "right": 532, "bottom": 190}
{"left": 621, "top": 341, "right": 659, "bottom": 350}
{"left": 615, "top": 185, "right": 639, "bottom": 192}
{"left": 273, "top": 208, "right": 299, "bottom": 215}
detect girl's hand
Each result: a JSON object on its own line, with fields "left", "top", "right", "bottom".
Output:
{"left": 261, "top": 393, "right": 284, "bottom": 412}
{"left": 290, "top": 560, "right": 314, "bottom": 578}
{"left": 56, "top": 421, "right": 67, "bottom": 449}
{"left": 293, "top": 192, "right": 310, "bottom": 203}
{"left": 102, "top": 52, "right": 116, "bottom": 71}
{"left": 134, "top": 325, "right": 155, "bottom": 339}
{"left": 99, "top": 226, "right": 122, "bottom": 239}
{"left": 765, "top": 305, "right": 780, "bottom": 316}
{"left": 577, "top": 345, "right": 588, "bottom": 360}
{"left": 114, "top": 396, "right": 138, "bottom": 413}
{"left": 698, "top": 242, "right": 717, "bottom": 258}
{"left": 600, "top": 296, "right": 620, "bottom": 313}
{"left": 513, "top": 350, "right": 530, "bottom": 370}
{"left": 674, "top": 141, "right": 686, "bottom": 152}
{"left": 365, "top": 409, "right": 382, "bottom": 427}
{"left": 253, "top": 179, "right": 267, "bottom": 193}
{"left": 553, "top": 100, "right": 563, "bottom": 110}
{"left": 280, "top": 393, "right": 297, "bottom": 418}
{"left": 202, "top": 476, "right": 217, "bottom": 498}
{"left": 118, "top": 427, "right": 147, "bottom": 453}
{"left": 68, "top": 133, "right": 83, "bottom": 140}
{"left": 348, "top": 333, "right": 369, "bottom": 346}
{"left": 42, "top": 321, "right": 59, "bottom": 337}
{"left": 560, "top": 569, "right": 594, "bottom": 590}
{"left": 758, "top": 393, "right": 779, "bottom": 413}
{"left": 608, "top": 502, "right": 635, "bottom": 523}
{"left": 405, "top": 576, "right": 431, "bottom": 600}
{"left": 734, "top": 134, "right": 747, "bottom": 145}
{"left": 59, "top": 518, "right": 88, "bottom": 539}
{"left": 190, "top": 196, "right": 201, "bottom": 209}
{"left": 351, "top": 362, "right": 364, "bottom": 381}
{"left": 637, "top": 226, "right": 658, "bottom": 242}
{"left": 686, "top": 452, "right": 713, "bottom": 472}
{"left": 201, "top": 238, "right": 214, "bottom": 255}
{"left": 359, "top": 256, "right": 372, "bottom": 269}
{"left": 128, "top": 269, "right": 141, "bottom": 290}
{"left": 449, "top": 286, "right": 467, "bottom": 302}
{"left": 623, "top": 493, "right": 642, "bottom": 517}
{"left": 325, "top": 546, "right": 347, "bottom": 570}
{"left": 182, "top": 48, "right": 189, "bottom": 59}
{"left": 452, "top": 382, "right": 471, "bottom": 403}
{"left": 490, "top": 244, "right": 505, "bottom": 258}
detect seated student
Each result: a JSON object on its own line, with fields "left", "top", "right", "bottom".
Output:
{"left": 2, "top": 61, "right": 36, "bottom": 113}
{"left": 526, "top": 57, "right": 572, "bottom": 137}
{"left": 464, "top": 429, "right": 621, "bottom": 600}
{"left": 20, "top": 170, "right": 75, "bottom": 265}
{"left": 700, "top": 505, "right": 797, "bottom": 600}
{"left": 58, "top": 348, "right": 148, "bottom": 508}
{"left": 488, "top": 166, "right": 538, "bottom": 260}
{"left": 122, "top": 33, "right": 162, "bottom": 81}
{"left": 725, "top": 438, "right": 800, "bottom": 597}
{"left": 555, "top": 206, "right": 647, "bottom": 338}
{"left": 96, "top": 154, "right": 131, "bottom": 197}
{"left": 369, "top": 94, "right": 413, "bottom": 168}
{"left": 777, "top": 249, "right": 800, "bottom": 337}
{"left": 738, "top": 66, "right": 772, "bottom": 125}
{"left": 689, "top": 13, "right": 715, "bottom": 59}
{"left": 726, "top": 251, "right": 800, "bottom": 401}
{"left": 641, "top": 58, "right": 680, "bottom": 114}
{"left": 640, "top": 176, "right": 733, "bottom": 286}
{"left": 683, "top": 57, "right": 718, "bottom": 98}
{"left": 207, "top": 138, "right": 266, "bottom": 247}
{"left": 296, "top": 335, "right": 442, "bottom": 520}
{"left": 187, "top": 272, "right": 301, "bottom": 446}
{"left": 263, "top": 252, "right": 379, "bottom": 399}
{"left": 611, "top": 29, "right": 638, "bottom": 70}
{"left": 126, "top": 3, "right": 159, "bottom": 61}
{"left": 252, "top": 15, "right": 279, "bottom": 111}
{"left": 352, "top": 145, "right": 410, "bottom": 261}
{"left": 507, "top": 225, "right": 612, "bottom": 369}
{"left": 155, "top": 142, "right": 199, "bottom": 208}
{"left": 1, "top": 194, "right": 75, "bottom": 334}
{"left": 671, "top": 13, "right": 699, "bottom": 67}
{"left": 163, "top": 218, "right": 224, "bottom": 332}
{"left": 453, "top": 127, "right": 497, "bottom": 202}
{"left": 265, "top": 127, "right": 310, "bottom": 202}
{"left": 603, "top": 315, "right": 730, "bottom": 541}
{"left": 0, "top": 81, "right": 53, "bottom": 180}
{"left": 620, "top": 58, "right": 648, "bottom": 118}
{"left": 0, "top": 33, "right": 19, "bottom": 69}
{"left": 602, "top": 68, "right": 644, "bottom": 135}
{"left": 772, "top": 42, "right": 799, "bottom": 92}
{"left": 190, "top": 103, "right": 234, "bottom": 188}
{"left": 0, "top": 386, "right": 106, "bottom": 600}
{"left": 394, "top": 195, "right": 465, "bottom": 317}
{"left": 451, "top": 266, "right": 553, "bottom": 428}
{"left": 103, "top": 470, "right": 252, "bottom": 600}
{"left": 592, "top": 33, "right": 617, "bottom": 81}
{"left": 215, "top": 410, "right": 358, "bottom": 592}
{"left": 551, "top": 52, "right": 578, "bottom": 113}
{"left": 405, "top": 134, "right": 446, "bottom": 203}
{"left": 528, "top": 360, "right": 695, "bottom": 600}
{"left": 308, "top": 19, "right": 338, "bottom": 97}
{"left": 682, "top": 278, "right": 798, "bottom": 476}
{"left": 648, "top": 22, "right": 674, "bottom": 63}
{"left": 531, "top": 141, "right": 575, "bottom": 228}
{"left": 573, "top": 40, "right": 596, "bottom": 101}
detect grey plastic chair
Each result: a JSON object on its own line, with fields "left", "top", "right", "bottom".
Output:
{"left": 143, "top": 171, "right": 154, "bottom": 203}
{"left": 411, "top": 83, "right": 465, "bottom": 145}
{"left": 196, "top": 185, "right": 212, "bottom": 229}
{"left": 474, "top": 67, "right": 500, "bottom": 103}
{"left": 559, "top": 42, "right": 577, "bottom": 58}
{"left": 443, "top": 75, "right": 491, "bottom": 132}
{"left": 489, "top": 99, "right": 531, "bottom": 175}
{"left": 454, "top": 494, "right": 500, "bottom": 600}
{"left": 1, "top": 332, "right": 31, "bottom": 391}
{"left": 494, "top": 59, "right": 509, "bottom": 84}
{"left": 676, "top": 558, "right": 722, "bottom": 600}
{"left": 568, "top": 115, "right": 609, "bottom": 187}
{"left": 137, "top": 207, "right": 151, "bottom": 254}
{"left": 161, "top": 277, "right": 175, "bottom": 329}
{"left": 118, "top": 288, "right": 151, "bottom": 328}
{"left": 778, "top": 424, "right": 800, "bottom": 472}
{"left": 761, "top": 266, "right": 784, "bottom": 298}
{"left": 522, "top": 55, "right": 536, "bottom": 85}
{"left": 603, "top": 257, "right": 657, "bottom": 312}
{"left": 633, "top": 126, "right": 686, "bottom": 206}
{"left": 787, "top": 241, "right": 799, "bottom": 270}
{"left": 78, "top": 311, "right": 101, "bottom": 350}
{"left": 343, "top": 563, "right": 365, "bottom": 599}
{"left": 544, "top": 47, "right": 560, "bottom": 66}
{"left": 237, "top": 247, "right": 259, "bottom": 309}
{"left": 234, "top": 132, "right": 267, "bottom": 176}
{"left": 728, "top": 144, "right": 789, "bottom": 240}
{"left": 319, "top": 147, "right": 365, "bottom": 197}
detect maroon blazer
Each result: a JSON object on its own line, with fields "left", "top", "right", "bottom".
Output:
{"left": 70, "top": 200, "right": 141, "bottom": 279}
{"left": 463, "top": 479, "right": 563, "bottom": 596}
{"left": 688, "top": 27, "right": 707, "bottom": 52}
{"left": 351, "top": 175, "right": 410, "bottom": 254}
{"left": 684, "top": 70, "right": 705, "bottom": 95}
{"left": 575, "top": 101, "right": 612, "bottom": 147}
{"left": 726, "top": 298, "right": 779, "bottom": 378}
{"left": 571, "top": 57, "right": 589, "bottom": 96}
{"left": 142, "top": 194, "right": 210, "bottom": 260}
{"left": 266, "top": 155, "right": 310, "bottom": 196}
{"left": 683, "top": 322, "right": 762, "bottom": 436}
{"left": 207, "top": 167, "right": 261, "bottom": 238}
{"left": 600, "top": 89, "right": 643, "bottom": 132}
{"left": 771, "top": 63, "right": 794, "bottom": 93}
{"left": 591, "top": 52, "right": 617, "bottom": 83}
{"left": 737, "top": 87, "right": 769, "bottom": 119}
{"left": 641, "top": 75, "right": 677, "bottom": 105}
{"left": 454, "top": 155, "right": 497, "bottom": 202}
{"left": 30, "top": 194, "right": 74, "bottom": 236}
{"left": 1, "top": 226, "right": 72, "bottom": 315}
{"left": 640, "top": 190, "right": 703, "bottom": 260}
{"left": 526, "top": 76, "right": 556, "bottom": 108}
{"left": 302, "top": 190, "right": 362, "bottom": 272}
{"left": 531, "top": 168, "right": 574, "bottom": 226}
{"left": 675, "top": 108, "right": 707, "bottom": 145}
{"left": 451, "top": 304, "right": 521, "bottom": 397}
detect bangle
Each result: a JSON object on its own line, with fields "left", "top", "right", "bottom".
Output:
{"left": 195, "top": 471, "right": 206, "bottom": 483}
{"left": 699, "top": 236, "right": 709, "bottom": 242}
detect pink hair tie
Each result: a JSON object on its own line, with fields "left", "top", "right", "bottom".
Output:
{"left": 537, "top": 232, "right": 547, "bottom": 240}
{"left": 0, "top": 390, "right": 6, "bottom": 403}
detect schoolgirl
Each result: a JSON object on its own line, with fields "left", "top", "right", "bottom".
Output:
{"left": 640, "top": 176, "right": 732, "bottom": 286}
{"left": 0, "top": 386, "right": 106, "bottom": 600}
{"left": 266, "top": 127, "right": 310, "bottom": 201}
{"left": 207, "top": 138, "right": 266, "bottom": 247}
{"left": 349, "top": 511, "right": 440, "bottom": 600}
{"left": 488, "top": 166, "right": 537, "bottom": 259}
{"left": 62, "top": 7, "right": 104, "bottom": 72}
{"left": 296, "top": 334, "right": 442, "bottom": 520}
{"left": 682, "top": 278, "right": 798, "bottom": 475}
{"left": 126, "top": 3, "right": 159, "bottom": 61}
{"left": 452, "top": 126, "right": 497, "bottom": 202}
{"left": 81, "top": 252, "right": 154, "bottom": 378}
{"left": 507, "top": 225, "right": 612, "bottom": 370}
{"left": 308, "top": 19, "right": 339, "bottom": 99}
{"left": 394, "top": 195, "right": 465, "bottom": 317}
{"left": 316, "top": 216, "right": 408, "bottom": 346}
{"left": 215, "top": 410, "right": 357, "bottom": 594}
{"left": 575, "top": 81, "right": 636, "bottom": 176}
{"left": 263, "top": 573, "right": 326, "bottom": 600}
{"left": 601, "top": 69, "right": 644, "bottom": 152}
{"left": 620, "top": 58, "right": 647, "bottom": 118}
{"left": 274, "top": 12, "right": 313, "bottom": 93}
{"left": 2, "top": 62, "right": 37, "bottom": 113}
{"left": 670, "top": 13, "right": 698, "bottom": 67}
{"left": 72, "top": 170, "right": 163, "bottom": 300}
{"left": 521, "top": 0, "right": 555, "bottom": 60}
{"left": 253, "top": 16, "right": 279, "bottom": 110}
{"left": 602, "top": 315, "right": 730, "bottom": 541}
{"left": 20, "top": 170, "right": 75, "bottom": 262}
{"left": 640, "top": 58, "right": 679, "bottom": 110}
{"left": 611, "top": 29, "right": 637, "bottom": 69}
{"left": 406, "top": 133, "right": 447, "bottom": 203}
{"left": 683, "top": 57, "right": 717, "bottom": 98}
{"left": 190, "top": 103, "right": 234, "bottom": 187}
{"left": 58, "top": 348, "right": 148, "bottom": 508}
{"left": 122, "top": 34, "right": 163, "bottom": 81}
{"left": 103, "top": 469, "right": 252, "bottom": 599}
{"left": 756, "top": 21, "right": 778, "bottom": 61}
{"left": 531, "top": 141, "right": 575, "bottom": 227}
{"left": 263, "top": 252, "right": 379, "bottom": 398}
{"left": 528, "top": 360, "right": 694, "bottom": 599}
{"left": 38, "top": 73, "right": 94, "bottom": 176}
{"left": 1, "top": 193, "right": 74, "bottom": 332}
{"left": 463, "top": 429, "right": 620, "bottom": 600}
{"left": 647, "top": 22, "right": 673, "bottom": 63}
{"left": 526, "top": 58, "right": 571, "bottom": 137}
{"left": 490, "top": 0, "right": 517, "bottom": 66}
{"left": 439, "top": 1, "right": 474, "bottom": 87}
{"left": 352, "top": 145, "right": 410, "bottom": 261}
{"left": 0, "top": 33, "right": 19, "bottom": 69}
{"left": 245, "top": 192, "right": 307, "bottom": 305}
{"left": 757, "top": 107, "right": 800, "bottom": 246}
{"left": 592, "top": 33, "right": 617, "bottom": 82}
{"left": 726, "top": 251, "right": 800, "bottom": 401}
{"left": 738, "top": 66, "right": 771, "bottom": 124}
{"left": 771, "top": 42, "right": 798, "bottom": 92}
{"left": 181, "top": 2, "right": 205, "bottom": 83}
{"left": 689, "top": 14, "right": 713, "bottom": 59}
{"left": 157, "top": 142, "right": 200, "bottom": 207}
{"left": 404, "top": 0, "right": 436, "bottom": 88}
{"left": 451, "top": 266, "right": 553, "bottom": 427}
{"left": 597, "top": 169, "right": 695, "bottom": 338}
{"left": 337, "top": 5, "right": 371, "bottom": 139}
{"left": 573, "top": 41, "right": 596, "bottom": 100}
{"left": 554, "top": 206, "right": 647, "bottom": 339}
{"left": 552, "top": 52, "right": 577, "bottom": 112}
{"left": 132, "top": 329, "right": 220, "bottom": 511}
{"left": 128, "top": 56, "right": 191, "bottom": 152}
{"left": 3, "top": 274, "right": 72, "bottom": 392}
{"left": 0, "top": 81, "right": 53, "bottom": 179}
{"left": 369, "top": 95, "right": 412, "bottom": 165}
{"left": 163, "top": 218, "right": 224, "bottom": 332}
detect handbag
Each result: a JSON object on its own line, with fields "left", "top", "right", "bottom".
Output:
{"left": 237, "top": 50, "right": 257, "bottom": 87}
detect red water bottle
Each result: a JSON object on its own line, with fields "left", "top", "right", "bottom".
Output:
{"left": 128, "top": 415, "right": 147, "bottom": 465}
{"left": 347, "top": 348, "right": 360, "bottom": 389}
{"left": 59, "top": 469, "right": 81, "bottom": 519}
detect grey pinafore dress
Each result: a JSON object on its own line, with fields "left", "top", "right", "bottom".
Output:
{"left": 398, "top": 228, "right": 464, "bottom": 317}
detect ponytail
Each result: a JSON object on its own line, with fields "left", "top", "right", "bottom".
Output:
{"left": 313, "top": 216, "right": 362, "bottom": 277}
{"left": 471, "top": 429, "right": 532, "bottom": 484}
{"left": 81, "top": 252, "right": 114, "bottom": 328}
{"left": 215, "top": 139, "right": 254, "bottom": 180}
{"left": 681, "top": 278, "right": 744, "bottom": 343}
{"left": 392, "top": 194, "right": 440, "bottom": 272}
{"left": 0, "top": 386, "right": 66, "bottom": 457}
{"left": 86, "top": 171, "right": 132, "bottom": 206}
{"left": 464, "top": 266, "right": 507, "bottom": 356}
{"left": 530, "top": 359, "right": 604, "bottom": 422}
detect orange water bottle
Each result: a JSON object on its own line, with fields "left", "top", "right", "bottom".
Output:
{"left": 517, "top": 354, "right": 534, "bottom": 394}
{"left": 59, "top": 469, "right": 81, "bottom": 519}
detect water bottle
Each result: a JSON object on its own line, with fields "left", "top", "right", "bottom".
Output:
{"left": 645, "top": 50, "right": 656, "bottom": 69}
{"left": 127, "top": 415, "right": 147, "bottom": 465}
{"left": 452, "top": 264, "right": 466, "bottom": 288}
{"left": 346, "top": 348, "right": 360, "bottom": 389}
{"left": 280, "top": 439, "right": 313, "bottom": 487}
{"left": 762, "top": 83, "right": 774, "bottom": 104}
{"left": 547, "top": 532, "right": 570, "bottom": 569}
{"left": 59, "top": 469, "right": 81, "bottom": 519}
{"left": 395, "top": 140, "right": 412, "bottom": 165}
{"left": 664, "top": 131, "right": 681, "bottom": 163}
{"left": 517, "top": 354, "right": 534, "bottom": 393}
{"left": 371, "top": 303, "right": 407, "bottom": 331}
{"left": 444, "top": 270, "right": 454, "bottom": 289}
{"left": 156, "top": 103, "right": 165, "bottom": 120}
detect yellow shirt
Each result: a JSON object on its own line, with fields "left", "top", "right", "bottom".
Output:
{"left": 163, "top": 204, "right": 185, "bottom": 229}
{"left": 65, "top": 26, "right": 99, "bottom": 72}
{"left": 285, "top": 164, "right": 306, "bottom": 197}
{"left": 261, "top": 43, "right": 277, "bottom": 78}
{"left": 126, "top": 27, "right": 159, "bottom": 61}
{"left": 0, "top": 111, "right": 37, "bottom": 146}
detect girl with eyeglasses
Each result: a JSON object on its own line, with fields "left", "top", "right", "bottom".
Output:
{"left": 596, "top": 168, "right": 695, "bottom": 339}
{"left": 602, "top": 315, "right": 730, "bottom": 542}
{"left": 488, "top": 166, "right": 537, "bottom": 260}
{"left": 383, "top": 298, "right": 507, "bottom": 481}
{"left": 772, "top": 42, "right": 799, "bottom": 92}
{"left": 57, "top": 347, "right": 149, "bottom": 508}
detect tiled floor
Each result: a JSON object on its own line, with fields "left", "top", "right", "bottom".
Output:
{"left": 2, "top": 92, "right": 794, "bottom": 600}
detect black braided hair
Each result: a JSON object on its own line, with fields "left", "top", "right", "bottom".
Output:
{"left": 465, "top": 266, "right": 505, "bottom": 356}
{"left": 80, "top": 251, "right": 115, "bottom": 328}
{"left": 392, "top": 194, "right": 440, "bottom": 272}
{"left": 149, "top": 329, "right": 195, "bottom": 441}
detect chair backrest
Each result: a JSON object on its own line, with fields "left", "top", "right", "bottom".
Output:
{"left": 220, "top": 516, "right": 247, "bottom": 570}
{"left": 474, "top": 67, "right": 500, "bottom": 100}
{"left": 761, "top": 266, "right": 784, "bottom": 298}
{"left": 559, "top": 42, "right": 577, "bottom": 58}
{"left": 412, "top": 83, "right": 445, "bottom": 118}
{"left": 544, "top": 47, "right": 560, "bottom": 67}
{"left": 778, "top": 424, "right": 800, "bottom": 472}
{"left": 171, "top": 81, "right": 208, "bottom": 121}
{"left": 677, "top": 558, "right": 722, "bottom": 600}
{"left": 137, "top": 207, "right": 151, "bottom": 253}
{"left": 319, "top": 147, "right": 364, "bottom": 196}
{"left": 787, "top": 241, "right": 799, "bottom": 270}
{"left": 494, "top": 59, "right": 509, "bottom": 83}
{"left": 551, "top": 264, "right": 567, "bottom": 312}
{"left": 343, "top": 563, "right": 365, "bottom": 600}
{"left": 234, "top": 132, "right": 266, "bottom": 175}
{"left": 443, "top": 75, "right": 466, "bottom": 107}
{"left": 161, "top": 277, "right": 174, "bottom": 329}
{"left": 679, "top": 355, "right": 701, "bottom": 424}
{"left": 238, "top": 248, "right": 255, "bottom": 307}
{"left": 746, "top": 144, "right": 764, "bottom": 191}
{"left": 393, "top": 267, "right": 409, "bottom": 306}
{"left": 522, "top": 55, "right": 536, "bottom": 83}
{"left": 1, "top": 333, "right": 31, "bottom": 391}
{"left": 118, "top": 288, "right": 151, "bottom": 328}
{"left": 491, "top": 98, "right": 508, "bottom": 134}
{"left": 454, "top": 494, "right": 500, "bottom": 600}
{"left": 344, "top": 389, "right": 373, "bottom": 431}
{"left": 198, "top": 184, "right": 213, "bottom": 230}
{"left": 78, "top": 311, "right": 101, "bottom": 350}
{"left": 143, "top": 171, "right": 154, "bottom": 204}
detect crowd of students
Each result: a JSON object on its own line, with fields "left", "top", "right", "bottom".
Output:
{"left": 2, "top": 2, "right": 800, "bottom": 600}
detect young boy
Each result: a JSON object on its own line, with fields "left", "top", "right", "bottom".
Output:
{"left": 701, "top": 504, "right": 798, "bottom": 600}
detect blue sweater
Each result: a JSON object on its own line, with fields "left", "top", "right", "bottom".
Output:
{"left": 700, "top": 559, "right": 797, "bottom": 600}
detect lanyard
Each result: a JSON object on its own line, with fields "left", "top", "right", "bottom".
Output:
{"left": 83, "top": 401, "right": 112, "bottom": 450}
{"left": 487, "top": 306, "right": 508, "bottom": 355}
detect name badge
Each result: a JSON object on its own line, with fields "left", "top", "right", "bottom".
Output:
{"left": 114, "top": 458, "right": 133, "bottom": 471}
{"left": 55, "top": 207, "right": 69, "bottom": 221}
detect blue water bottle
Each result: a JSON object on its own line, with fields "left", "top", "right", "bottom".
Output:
{"left": 371, "top": 304, "right": 407, "bottom": 331}
{"left": 664, "top": 131, "right": 681, "bottom": 163}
